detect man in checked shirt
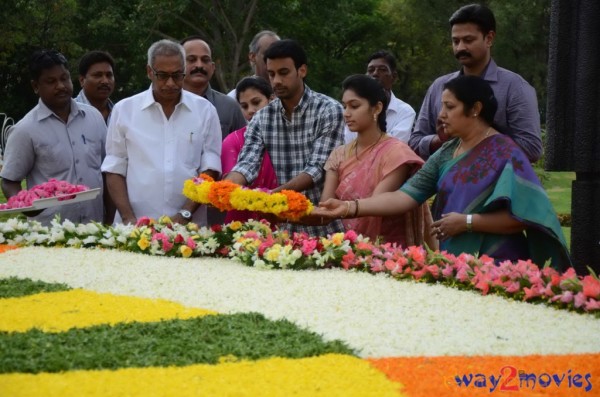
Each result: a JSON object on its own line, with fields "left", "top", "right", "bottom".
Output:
{"left": 226, "top": 39, "right": 344, "bottom": 236}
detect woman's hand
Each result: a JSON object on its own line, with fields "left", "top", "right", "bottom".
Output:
{"left": 312, "top": 198, "right": 346, "bottom": 219}
{"left": 431, "top": 212, "right": 466, "bottom": 241}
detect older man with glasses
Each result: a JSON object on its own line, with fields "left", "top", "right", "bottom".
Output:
{"left": 101, "top": 39, "right": 222, "bottom": 226}
{"left": 344, "top": 50, "right": 416, "bottom": 143}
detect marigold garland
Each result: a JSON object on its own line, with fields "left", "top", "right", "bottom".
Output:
{"left": 183, "top": 173, "right": 313, "bottom": 220}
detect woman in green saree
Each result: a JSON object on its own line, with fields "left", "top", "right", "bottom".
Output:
{"left": 313, "top": 75, "right": 570, "bottom": 270}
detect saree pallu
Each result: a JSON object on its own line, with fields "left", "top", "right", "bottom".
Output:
{"left": 428, "top": 134, "right": 569, "bottom": 269}
{"left": 327, "top": 137, "right": 437, "bottom": 248}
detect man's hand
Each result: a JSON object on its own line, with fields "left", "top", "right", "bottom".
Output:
{"left": 171, "top": 213, "right": 190, "bottom": 225}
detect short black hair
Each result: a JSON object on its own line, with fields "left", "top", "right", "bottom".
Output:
{"left": 263, "top": 39, "right": 307, "bottom": 70}
{"left": 342, "top": 74, "right": 389, "bottom": 132}
{"left": 367, "top": 50, "right": 397, "bottom": 73}
{"left": 29, "top": 50, "right": 68, "bottom": 80}
{"left": 443, "top": 75, "right": 498, "bottom": 125}
{"left": 449, "top": 4, "right": 496, "bottom": 35}
{"left": 78, "top": 50, "right": 115, "bottom": 76}
{"left": 235, "top": 76, "right": 273, "bottom": 101}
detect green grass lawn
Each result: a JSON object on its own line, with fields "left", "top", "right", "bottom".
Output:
{"left": 543, "top": 171, "right": 574, "bottom": 215}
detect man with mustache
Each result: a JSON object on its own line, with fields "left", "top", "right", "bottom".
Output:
{"left": 180, "top": 36, "right": 246, "bottom": 140}
{"left": 180, "top": 36, "right": 247, "bottom": 226}
{"left": 101, "top": 40, "right": 221, "bottom": 226}
{"left": 408, "top": 4, "right": 542, "bottom": 162}
{"left": 226, "top": 39, "right": 345, "bottom": 236}
{"left": 1, "top": 50, "right": 111, "bottom": 225}
{"left": 75, "top": 50, "right": 115, "bottom": 124}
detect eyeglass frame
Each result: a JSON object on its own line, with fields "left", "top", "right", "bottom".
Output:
{"left": 149, "top": 66, "right": 186, "bottom": 82}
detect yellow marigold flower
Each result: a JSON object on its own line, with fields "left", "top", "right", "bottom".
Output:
{"left": 187, "top": 222, "right": 199, "bottom": 232}
{"left": 0, "top": 290, "right": 215, "bottom": 333}
{"left": 180, "top": 245, "right": 193, "bottom": 258}
{"left": 0, "top": 355, "right": 403, "bottom": 397}
{"left": 137, "top": 236, "right": 150, "bottom": 251}
{"left": 331, "top": 232, "right": 345, "bottom": 246}
{"left": 229, "top": 221, "right": 243, "bottom": 231}
{"left": 264, "top": 244, "right": 282, "bottom": 262}
{"left": 158, "top": 215, "right": 172, "bottom": 225}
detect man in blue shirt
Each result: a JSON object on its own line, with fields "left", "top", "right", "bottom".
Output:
{"left": 409, "top": 4, "right": 542, "bottom": 162}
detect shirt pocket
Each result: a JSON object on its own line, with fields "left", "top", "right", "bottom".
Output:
{"left": 81, "top": 134, "right": 103, "bottom": 169}
{"left": 183, "top": 130, "right": 203, "bottom": 170}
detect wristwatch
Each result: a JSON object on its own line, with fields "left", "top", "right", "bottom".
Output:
{"left": 178, "top": 209, "right": 192, "bottom": 220}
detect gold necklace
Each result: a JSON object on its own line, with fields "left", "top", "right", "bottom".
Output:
{"left": 355, "top": 132, "right": 385, "bottom": 160}
{"left": 453, "top": 127, "right": 492, "bottom": 157}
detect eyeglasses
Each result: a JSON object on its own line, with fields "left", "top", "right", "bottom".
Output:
{"left": 150, "top": 66, "right": 186, "bottom": 82}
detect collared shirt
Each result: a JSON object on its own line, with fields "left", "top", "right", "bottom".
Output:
{"left": 344, "top": 92, "right": 416, "bottom": 143}
{"left": 101, "top": 86, "right": 222, "bottom": 225}
{"left": 408, "top": 59, "right": 542, "bottom": 162}
{"left": 75, "top": 90, "right": 114, "bottom": 125}
{"left": 0, "top": 99, "right": 106, "bottom": 225}
{"left": 202, "top": 85, "right": 246, "bottom": 139}
{"left": 233, "top": 85, "right": 345, "bottom": 236}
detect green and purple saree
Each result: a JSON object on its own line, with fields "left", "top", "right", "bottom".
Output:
{"left": 401, "top": 134, "right": 570, "bottom": 270}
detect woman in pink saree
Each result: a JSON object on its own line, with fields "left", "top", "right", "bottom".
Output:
{"left": 322, "top": 75, "right": 436, "bottom": 248}
{"left": 221, "top": 77, "right": 278, "bottom": 223}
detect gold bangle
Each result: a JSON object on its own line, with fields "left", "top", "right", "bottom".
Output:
{"left": 342, "top": 201, "right": 351, "bottom": 218}
{"left": 353, "top": 199, "right": 360, "bottom": 217}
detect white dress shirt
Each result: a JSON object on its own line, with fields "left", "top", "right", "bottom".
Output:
{"left": 101, "top": 86, "right": 222, "bottom": 225}
{"left": 344, "top": 92, "right": 416, "bottom": 143}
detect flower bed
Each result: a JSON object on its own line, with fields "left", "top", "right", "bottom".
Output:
{"left": 0, "top": 217, "right": 598, "bottom": 314}
{"left": 1, "top": 246, "right": 599, "bottom": 396}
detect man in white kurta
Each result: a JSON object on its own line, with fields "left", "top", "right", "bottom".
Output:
{"left": 101, "top": 39, "right": 221, "bottom": 226}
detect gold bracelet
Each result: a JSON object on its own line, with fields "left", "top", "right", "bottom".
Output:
{"left": 342, "top": 201, "right": 351, "bottom": 218}
{"left": 353, "top": 199, "right": 360, "bottom": 217}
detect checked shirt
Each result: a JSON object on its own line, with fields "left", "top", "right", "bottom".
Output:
{"left": 233, "top": 85, "right": 344, "bottom": 236}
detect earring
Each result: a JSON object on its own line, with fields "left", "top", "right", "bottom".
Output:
{"left": 373, "top": 113, "right": 378, "bottom": 121}
{"left": 473, "top": 113, "right": 478, "bottom": 117}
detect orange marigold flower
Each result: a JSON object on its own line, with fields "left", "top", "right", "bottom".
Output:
{"left": 198, "top": 173, "right": 215, "bottom": 182}
{"left": 278, "top": 190, "right": 312, "bottom": 220}
{"left": 0, "top": 245, "right": 19, "bottom": 254}
{"left": 207, "top": 181, "right": 240, "bottom": 211}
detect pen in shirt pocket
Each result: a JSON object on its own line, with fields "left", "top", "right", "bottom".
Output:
{"left": 189, "top": 131, "right": 194, "bottom": 143}
{"left": 81, "top": 134, "right": 87, "bottom": 144}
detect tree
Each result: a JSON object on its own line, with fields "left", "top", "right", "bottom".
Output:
{"left": 0, "top": 0, "right": 81, "bottom": 119}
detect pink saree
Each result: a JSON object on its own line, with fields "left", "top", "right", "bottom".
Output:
{"left": 221, "top": 126, "right": 278, "bottom": 223}
{"left": 325, "top": 137, "right": 437, "bottom": 248}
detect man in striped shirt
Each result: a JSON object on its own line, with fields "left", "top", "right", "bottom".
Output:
{"left": 227, "top": 39, "right": 344, "bottom": 236}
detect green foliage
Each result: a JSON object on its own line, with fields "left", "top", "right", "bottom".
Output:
{"left": 0, "top": 312, "right": 355, "bottom": 373}
{"left": 0, "top": 0, "right": 551, "bottom": 124}
{"left": 0, "top": 277, "right": 70, "bottom": 299}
